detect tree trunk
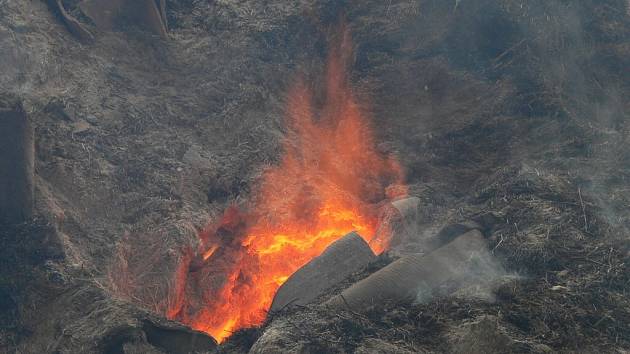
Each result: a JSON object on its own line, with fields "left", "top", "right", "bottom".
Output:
{"left": 0, "top": 96, "right": 34, "bottom": 224}
{"left": 326, "top": 230, "right": 487, "bottom": 311}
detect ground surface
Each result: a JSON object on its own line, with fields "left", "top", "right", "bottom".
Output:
{"left": 1, "top": 0, "right": 630, "bottom": 353}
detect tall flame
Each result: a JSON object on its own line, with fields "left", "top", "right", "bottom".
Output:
{"left": 170, "top": 23, "right": 406, "bottom": 342}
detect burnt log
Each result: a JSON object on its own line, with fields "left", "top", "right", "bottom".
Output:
{"left": 156, "top": 0, "right": 168, "bottom": 31}
{"left": 0, "top": 95, "right": 34, "bottom": 224}
{"left": 370, "top": 196, "right": 420, "bottom": 251}
{"left": 49, "top": 0, "right": 94, "bottom": 42}
{"left": 326, "top": 230, "right": 487, "bottom": 312}
{"left": 424, "top": 212, "right": 501, "bottom": 252}
{"left": 425, "top": 220, "right": 483, "bottom": 252}
{"left": 141, "top": 320, "right": 217, "bottom": 354}
{"left": 100, "top": 317, "right": 217, "bottom": 354}
{"left": 269, "top": 232, "right": 376, "bottom": 313}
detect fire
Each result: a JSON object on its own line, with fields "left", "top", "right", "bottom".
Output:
{"left": 202, "top": 245, "right": 218, "bottom": 261}
{"left": 170, "top": 23, "right": 406, "bottom": 342}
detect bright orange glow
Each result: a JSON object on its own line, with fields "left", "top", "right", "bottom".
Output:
{"left": 169, "top": 23, "right": 406, "bottom": 343}
{"left": 202, "top": 245, "right": 218, "bottom": 261}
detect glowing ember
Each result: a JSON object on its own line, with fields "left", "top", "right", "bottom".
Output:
{"left": 202, "top": 245, "right": 218, "bottom": 261}
{"left": 170, "top": 23, "right": 406, "bottom": 342}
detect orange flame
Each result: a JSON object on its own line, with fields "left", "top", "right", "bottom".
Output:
{"left": 171, "top": 23, "right": 406, "bottom": 342}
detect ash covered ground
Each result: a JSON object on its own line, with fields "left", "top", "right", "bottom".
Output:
{"left": 2, "top": 0, "right": 630, "bottom": 353}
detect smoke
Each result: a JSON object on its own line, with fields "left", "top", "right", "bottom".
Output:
{"left": 512, "top": 1, "right": 630, "bottom": 233}
{"left": 383, "top": 0, "right": 630, "bottom": 300}
{"left": 414, "top": 242, "right": 515, "bottom": 304}
{"left": 374, "top": 197, "right": 513, "bottom": 305}
{"left": 363, "top": 0, "right": 630, "bottom": 232}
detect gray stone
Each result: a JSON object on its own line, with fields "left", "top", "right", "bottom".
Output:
{"left": 269, "top": 232, "right": 376, "bottom": 313}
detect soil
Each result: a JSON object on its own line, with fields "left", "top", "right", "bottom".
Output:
{"left": 1, "top": 0, "right": 630, "bottom": 353}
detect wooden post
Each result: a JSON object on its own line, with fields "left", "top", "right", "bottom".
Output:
{"left": 0, "top": 95, "right": 34, "bottom": 224}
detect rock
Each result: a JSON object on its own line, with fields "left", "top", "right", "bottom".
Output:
{"left": 326, "top": 230, "right": 488, "bottom": 312}
{"left": 0, "top": 95, "right": 34, "bottom": 224}
{"left": 269, "top": 232, "right": 376, "bottom": 313}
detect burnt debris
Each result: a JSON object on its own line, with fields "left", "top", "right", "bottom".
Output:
{"left": 326, "top": 230, "right": 490, "bottom": 312}
{"left": 269, "top": 232, "right": 376, "bottom": 314}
